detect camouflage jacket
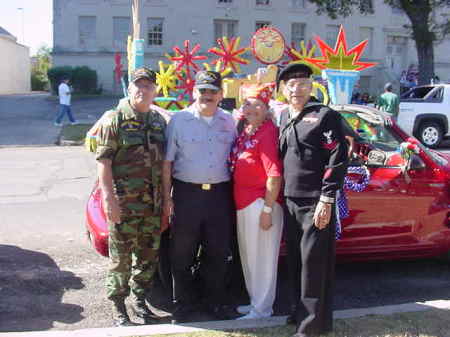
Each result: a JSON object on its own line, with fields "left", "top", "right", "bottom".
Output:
{"left": 96, "top": 98, "right": 167, "bottom": 217}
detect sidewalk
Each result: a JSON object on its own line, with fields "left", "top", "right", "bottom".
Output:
{"left": 3, "top": 299, "right": 450, "bottom": 337}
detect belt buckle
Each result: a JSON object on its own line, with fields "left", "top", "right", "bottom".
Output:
{"left": 201, "top": 184, "right": 211, "bottom": 190}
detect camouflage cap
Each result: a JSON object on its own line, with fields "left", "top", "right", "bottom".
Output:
{"left": 130, "top": 67, "right": 157, "bottom": 83}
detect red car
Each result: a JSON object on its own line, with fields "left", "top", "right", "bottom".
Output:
{"left": 86, "top": 104, "right": 450, "bottom": 263}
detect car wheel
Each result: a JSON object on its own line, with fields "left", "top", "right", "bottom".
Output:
{"left": 418, "top": 122, "right": 443, "bottom": 148}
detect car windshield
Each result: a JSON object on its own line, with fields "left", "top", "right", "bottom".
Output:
{"left": 340, "top": 110, "right": 403, "bottom": 152}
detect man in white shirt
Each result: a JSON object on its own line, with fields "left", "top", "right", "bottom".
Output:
{"left": 55, "top": 77, "right": 77, "bottom": 126}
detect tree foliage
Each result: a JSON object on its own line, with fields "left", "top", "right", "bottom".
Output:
{"left": 308, "top": 0, "right": 450, "bottom": 84}
{"left": 31, "top": 44, "right": 52, "bottom": 91}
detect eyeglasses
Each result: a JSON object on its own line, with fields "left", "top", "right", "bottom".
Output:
{"left": 285, "top": 80, "right": 312, "bottom": 91}
{"left": 198, "top": 88, "right": 219, "bottom": 95}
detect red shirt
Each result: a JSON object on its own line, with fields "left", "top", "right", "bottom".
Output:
{"left": 233, "top": 120, "right": 283, "bottom": 210}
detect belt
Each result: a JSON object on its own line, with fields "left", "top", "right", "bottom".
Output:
{"left": 174, "top": 179, "right": 229, "bottom": 191}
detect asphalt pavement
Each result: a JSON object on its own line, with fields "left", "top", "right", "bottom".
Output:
{"left": 1, "top": 93, "right": 450, "bottom": 333}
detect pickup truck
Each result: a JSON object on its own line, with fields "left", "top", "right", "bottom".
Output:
{"left": 397, "top": 84, "right": 450, "bottom": 148}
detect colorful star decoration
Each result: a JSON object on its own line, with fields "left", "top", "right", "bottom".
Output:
{"left": 175, "top": 70, "right": 195, "bottom": 101}
{"left": 304, "top": 25, "right": 377, "bottom": 71}
{"left": 156, "top": 61, "right": 177, "bottom": 98}
{"left": 170, "top": 40, "right": 208, "bottom": 73}
{"left": 284, "top": 40, "right": 322, "bottom": 76}
{"left": 208, "top": 36, "right": 250, "bottom": 73}
{"left": 202, "top": 60, "right": 233, "bottom": 78}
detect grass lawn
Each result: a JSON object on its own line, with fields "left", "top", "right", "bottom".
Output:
{"left": 60, "top": 123, "right": 93, "bottom": 142}
{"left": 131, "top": 309, "right": 450, "bottom": 337}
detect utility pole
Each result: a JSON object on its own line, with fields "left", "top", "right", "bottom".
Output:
{"left": 128, "top": 0, "right": 144, "bottom": 80}
{"left": 17, "top": 7, "right": 25, "bottom": 44}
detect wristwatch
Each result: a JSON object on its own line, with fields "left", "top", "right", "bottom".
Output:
{"left": 262, "top": 205, "right": 273, "bottom": 214}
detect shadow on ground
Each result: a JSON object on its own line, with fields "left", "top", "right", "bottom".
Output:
{"left": 0, "top": 245, "right": 85, "bottom": 332}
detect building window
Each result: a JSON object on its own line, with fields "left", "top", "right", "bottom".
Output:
{"left": 291, "top": 23, "right": 306, "bottom": 47}
{"left": 147, "top": 18, "right": 163, "bottom": 46}
{"left": 328, "top": 0, "right": 342, "bottom": 9}
{"left": 218, "top": 0, "right": 232, "bottom": 3}
{"left": 79, "top": 16, "right": 97, "bottom": 49}
{"left": 359, "top": 0, "right": 373, "bottom": 12}
{"left": 214, "top": 19, "right": 238, "bottom": 42}
{"left": 255, "top": 21, "right": 271, "bottom": 31}
{"left": 256, "top": 0, "right": 270, "bottom": 5}
{"left": 359, "top": 27, "right": 374, "bottom": 55}
{"left": 113, "top": 17, "right": 130, "bottom": 50}
{"left": 326, "top": 24, "right": 340, "bottom": 46}
{"left": 290, "top": 0, "right": 306, "bottom": 9}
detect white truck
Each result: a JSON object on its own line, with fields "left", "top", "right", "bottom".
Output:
{"left": 397, "top": 83, "right": 450, "bottom": 148}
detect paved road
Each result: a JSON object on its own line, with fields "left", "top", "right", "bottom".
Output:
{"left": 0, "top": 94, "right": 118, "bottom": 146}
{"left": 1, "top": 146, "right": 450, "bottom": 333}
{"left": 1, "top": 94, "right": 450, "bottom": 333}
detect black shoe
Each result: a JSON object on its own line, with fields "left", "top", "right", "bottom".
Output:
{"left": 171, "top": 305, "right": 195, "bottom": 324}
{"left": 111, "top": 298, "right": 134, "bottom": 327}
{"left": 133, "top": 299, "right": 160, "bottom": 324}
{"left": 286, "top": 313, "right": 297, "bottom": 325}
{"left": 209, "top": 305, "right": 239, "bottom": 320}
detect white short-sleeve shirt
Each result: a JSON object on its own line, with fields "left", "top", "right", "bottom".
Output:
{"left": 58, "top": 83, "right": 71, "bottom": 105}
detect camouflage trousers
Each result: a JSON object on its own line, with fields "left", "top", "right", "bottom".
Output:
{"left": 106, "top": 215, "right": 161, "bottom": 300}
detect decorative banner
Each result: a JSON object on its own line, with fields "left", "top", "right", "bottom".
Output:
{"left": 208, "top": 36, "right": 250, "bottom": 73}
{"left": 251, "top": 26, "right": 286, "bottom": 65}
{"left": 305, "top": 25, "right": 376, "bottom": 71}
{"left": 322, "top": 69, "right": 360, "bottom": 105}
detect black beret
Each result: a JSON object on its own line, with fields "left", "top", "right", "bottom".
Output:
{"left": 277, "top": 63, "right": 313, "bottom": 86}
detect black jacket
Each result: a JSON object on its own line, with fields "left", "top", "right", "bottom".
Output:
{"left": 279, "top": 98, "right": 348, "bottom": 202}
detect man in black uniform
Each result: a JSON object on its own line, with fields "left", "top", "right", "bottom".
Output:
{"left": 278, "top": 63, "right": 348, "bottom": 337}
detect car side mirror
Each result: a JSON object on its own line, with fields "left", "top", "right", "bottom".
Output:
{"left": 407, "top": 154, "right": 426, "bottom": 171}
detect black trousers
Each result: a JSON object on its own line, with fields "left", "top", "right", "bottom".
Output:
{"left": 284, "top": 197, "right": 336, "bottom": 336}
{"left": 171, "top": 179, "right": 233, "bottom": 307}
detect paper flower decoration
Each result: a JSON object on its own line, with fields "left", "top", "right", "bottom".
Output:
{"left": 175, "top": 70, "right": 195, "bottom": 101}
{"left": 208, "top": 36, "right": 250, "bottom": 73}
{"left": 305, "top": 25, "right": 377, "bottom": 71}
{"left": 284, "top": 40, "right": 322, "bottom": 76}
{"left": 156, "top": 61, "right": 177, "bottom": 97}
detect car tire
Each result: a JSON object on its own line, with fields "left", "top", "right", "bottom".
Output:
{"left": 418, "top": 121, "right": 443, "bottom": 148}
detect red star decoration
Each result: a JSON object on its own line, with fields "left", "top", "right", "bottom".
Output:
{"left": 208, "top": 36, "right": 250, "bottom": 73}
{"left": 170, "top": 40, "right": 208, "bottom": 73}
{"left": 175, "top": 70, "right": 195, "bottom": 101}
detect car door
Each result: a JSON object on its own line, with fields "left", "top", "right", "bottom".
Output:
{"left": 337, "top": 111, "right": 426, "bottom": 259}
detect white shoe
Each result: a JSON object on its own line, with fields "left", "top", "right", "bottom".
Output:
{"left": 236, "top": 305, "right": 252, "bottom": 314}
{"left": 54, "top": 122, "right": 62, "bottom": 126}
{"left": 70, "top": 121, "right": 79, "bottom": 125}
{"left": 236, "top": 311, "right": 265, "bottom": 320}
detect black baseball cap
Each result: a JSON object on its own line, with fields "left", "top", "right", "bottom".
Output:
{"left": 194, "top": 71, "right": 222, "bottom": 91}
{"left": 130, "top": 67, "right": 157, "bottom": 83}
{"left": 277, "top": 63, "right": 313, "bottom": 85}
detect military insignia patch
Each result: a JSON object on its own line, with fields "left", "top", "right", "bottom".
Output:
{"left": 120, "top": 120, "right": 142, "bottom": 131}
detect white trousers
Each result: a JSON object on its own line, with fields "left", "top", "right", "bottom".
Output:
{"left": 236, "top": 198, "right": 283, "bottom": 317}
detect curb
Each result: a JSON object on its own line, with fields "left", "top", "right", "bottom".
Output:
{"left": 2, "top": 299, "right": 450, "bottom": 337}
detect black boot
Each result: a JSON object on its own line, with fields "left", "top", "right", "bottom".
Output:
{"left": 133, "top": 298, "right": 159, "bottom": 324}
{"left": 111, "top": 298, "right": 134, "bottom": 327}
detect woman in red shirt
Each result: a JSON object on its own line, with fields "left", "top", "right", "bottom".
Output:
{"left": 229, "top": 84, "right": 283, "bottom": 319}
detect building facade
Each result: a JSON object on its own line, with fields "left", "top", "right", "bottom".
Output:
{"left": 52, "top": 0, "right": 450, "bottom": 95}
{"left": 0, "top": 27, "right": 31, "bottom": 95}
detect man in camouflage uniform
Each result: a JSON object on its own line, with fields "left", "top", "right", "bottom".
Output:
{"left": 96, "top": 67, "right": 167, "bottom": 326}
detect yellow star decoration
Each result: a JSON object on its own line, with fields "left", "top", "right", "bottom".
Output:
{"left": 156, "top": 61, "right": 177, "bottom": 98}
{"left": 288, "top": 40, "right": 322, "bottom": 76}
{"left": 202, "top": 60, "right": 233, "bottom": 78}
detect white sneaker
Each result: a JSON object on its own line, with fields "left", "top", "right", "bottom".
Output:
{"left": 70, "top": 121, "right": 79, "bottom": 125}
{"left": 236, "top": 305, "right": 252, "bottom": 314}
{"left": 236, "top": 311, "right": 266, "bottom": 320}
{"left": 54, "top": 122, "right": 62, "bottom": 127}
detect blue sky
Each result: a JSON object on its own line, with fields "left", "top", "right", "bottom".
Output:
{"left": 0, "top": 0, "right": 52, "bottom": 55}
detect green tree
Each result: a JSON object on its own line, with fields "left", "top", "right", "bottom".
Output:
{"left": 308, "top": 0, "right": 450, "bottom": 85}
{"left": 31, "top": 44, "right": 52, "bottom": 91}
